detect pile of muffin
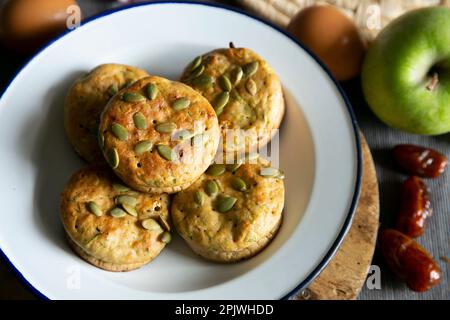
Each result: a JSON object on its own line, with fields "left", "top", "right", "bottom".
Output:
{"left": 60, "top": 45, "right": 286, "bottom": 271}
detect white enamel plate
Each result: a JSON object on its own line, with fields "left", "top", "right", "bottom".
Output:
{"left": 0, "top": 1, "right": 361, "bottom": 299}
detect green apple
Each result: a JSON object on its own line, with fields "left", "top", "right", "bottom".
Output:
{"left": 362, "top": 7, "right": 450, "bottom": 135}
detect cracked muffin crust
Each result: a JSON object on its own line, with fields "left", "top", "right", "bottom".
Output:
{"left": 171, "top": 159, "right": 285, "bottom": 263}
{"left": 64, "top": 64, "right": 149, "bottom": 163}
{"left": 99, "top": 76, "right": 220, "bottom": 194}
{"left": 60, "top": 165, "right": 171, "bottom": 271}
{"left": 180, "top": 47, "right": 285, "bottom": 155}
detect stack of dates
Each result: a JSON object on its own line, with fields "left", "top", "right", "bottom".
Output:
{"left": 380, "top": 144, "right": 448, "bottom": 292}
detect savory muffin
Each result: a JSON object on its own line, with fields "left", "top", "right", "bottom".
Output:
{"left": 99, "top": 76, "right": 220, "bottom": 194}
{"left": 171, "top": 159, "right": 285, "bottom": 263}
{"left": 64, "top": 64, "right": 149, "bottom": 163}
{"left": 180, "top": 46, "right": 285, "bottom": 154}
{"left": 60, "top": 165, "right": 171, "bottom": 272}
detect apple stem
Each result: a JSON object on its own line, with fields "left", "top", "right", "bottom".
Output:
{"left": 229, "top": 42, "right": 235, "bottom": 49}
{"left": 426, "top": 73, "right": 439, "bottom": 92}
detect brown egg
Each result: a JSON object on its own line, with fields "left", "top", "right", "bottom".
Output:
{"left": 0, "top": 0, "right": 81, "bottom": 53}
{"left": 287, "top": 5, "right": 365, "bottom": 81}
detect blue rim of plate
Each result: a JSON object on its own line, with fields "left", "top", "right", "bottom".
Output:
{"left": 0, "top": 0, "right": 362, "bottom": 300}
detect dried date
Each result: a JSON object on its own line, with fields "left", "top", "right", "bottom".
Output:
{"left": 393, "top": 144, "right": 448, "bottom": 178}
{"left": 379, "top": 229, "right": 441, "bottom": 292}
{"left": 396, "top": 176, "right": 432, "bottom": 238}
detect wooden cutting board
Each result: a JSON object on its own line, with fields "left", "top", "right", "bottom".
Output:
{"left": 294, "top": 133, "right": 380, "bottom": 300}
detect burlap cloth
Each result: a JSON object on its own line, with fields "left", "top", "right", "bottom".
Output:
{"left": 239, "top": 0, "right": 450, "bottom": 42}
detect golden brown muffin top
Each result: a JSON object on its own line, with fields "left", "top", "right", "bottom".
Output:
{"left": 60, "top": 165, "right": 171, "bottom": 266}
{"left": 64, "top": 64, "right": 149, "bottom": 163}
{"left": 172, "top": 160, "right": 284, "bottom": 256}
{"left": 99, "top": 76, "right": 220, "bottom": 193}
{"left": 180, "top": 47, "right": 285, "bottom": 154}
